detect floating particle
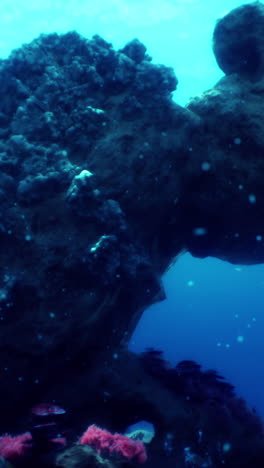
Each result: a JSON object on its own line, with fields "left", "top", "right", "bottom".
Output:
{"left": 233, "top": 137, "right": 241, "bottom": 145}
{"left": 248, "top": 194, "right": 256, "bottom": 204}
{"left": 192, "top": 227, "right": 208, "bottom": 236}
{"left": 223, "top": 442, "right": 232, "bottom": 452}
{"left": 256, "top": 235, "right": 262, "bottom": 241}
{"left": 236, "top": 335, "right": 244, "bottom": 343}
{"left": 187, "top": 280, "right": 194, "bottom": 287}
{"left": 201, "top": 162, "right": 211, "bottom": 171}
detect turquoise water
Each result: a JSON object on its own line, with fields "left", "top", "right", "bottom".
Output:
{"left": 1, "top": 0, "right": 263, "bottom": 421}
{"left": 0, "top": 0, "right": 253, "bottom": 104}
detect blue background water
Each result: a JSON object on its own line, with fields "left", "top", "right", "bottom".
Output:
{"left": 130, "top": 254, "right": 264, "bottom": 420}
{"left": 0, "top": 0, "right": 263, "bottom": 418}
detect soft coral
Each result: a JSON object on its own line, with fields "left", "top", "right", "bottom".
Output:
{"left": 79, "top": 424, "right": 147, "bottom": 463}
{"left": 0, "top": 432, "right": 32, "bottom": 460}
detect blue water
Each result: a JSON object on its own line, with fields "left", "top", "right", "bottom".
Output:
{"left": 130, "top": 254, "right": 264, "bottom": 420}
{"left": 0, "top": 0, "right": 262, "bottom": 419}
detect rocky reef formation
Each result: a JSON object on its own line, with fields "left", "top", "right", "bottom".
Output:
{"left": 1, "top": 1, "right": 264, "bottom": 467}
{"left": 187, "top": 0, "right": 264, "bottom": 264}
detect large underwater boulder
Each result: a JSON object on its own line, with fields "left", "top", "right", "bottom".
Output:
{"left": 0, "top": 5, "right": 264, "bottom": 463}
{"left": 213, "top": 1, "right": 264, "bottom": 79}
{"left": 0, "top": 29, "right": 205, "bottom": 426}
{"left": 0, "top": 31, "right": 197, "bottom": 427}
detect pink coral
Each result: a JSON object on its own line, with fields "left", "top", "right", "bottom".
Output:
{"left": 79, "top": 424, "right": 147, "bottom": 463}
{"left": 0, "top": 432, "right": 32, "bottom": 460}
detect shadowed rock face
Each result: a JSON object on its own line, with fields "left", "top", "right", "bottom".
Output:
{"left": 0, "top": 32, "right": 196, "bottom": 428}
{"left": 185, "top": 75, "right": 264, "bottom": 264}
{"left": 213, "top": 1, "right": 264, "bottom": 80}
{"left": 0, "top": 3, "right": 264, "bottom": 432}
{"left": 185, "top": 2, "right": 264, "bottom": 264}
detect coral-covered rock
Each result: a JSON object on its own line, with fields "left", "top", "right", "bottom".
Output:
{"left": 185, "top": 73, "right": 264, "bottom": 263}
{"left": 0, "top": 32, "right": 180, "bottom": 429}
{"left": 56, "top": 445, "right": 115, "bottom": 468}
{"left": 213, "top": 2, "right": 264, "bottom": 79}
{"left": 2, "top": 9, "right": 264, "bottom": 462}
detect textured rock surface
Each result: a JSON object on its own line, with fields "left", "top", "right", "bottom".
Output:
{"left": 183, "top": 2, "right": 264, "bottom": 264}
{"left": 213, "top": 2, "right": 264, "bottom": 79}
{"left": 185, "top": 73, "right": 264, "bottom": 263}
{"left": 52, "top": 350, "right": 264, "bottom": 468}
{"left": 0, "top": 31, "right": 195, "bottom": 429}
{"left": 56, "top": 445, "right": 115, "bottom": 468}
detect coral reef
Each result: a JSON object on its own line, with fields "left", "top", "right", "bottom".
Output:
{"left": 2, "top": 350, "right": 264, "bottom": 467}
{"left": 0, "top": 2, "right": 264, "bottom": 467}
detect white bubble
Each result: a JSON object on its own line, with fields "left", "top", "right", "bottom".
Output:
{"left": 248, "top": 194, "right": 256, "bottom": 204}
{"left": 192, "top": 227, "right": 208, "bottom": 236}
{"left": 201, "top": 161, "right": 211, "bottom": 171}
{"left": 236, "top": 335, "right": 244, "bottom": 343}
{"left": 187, "top": 280, "right": 194, "bottom": 287}
{"left": 223, "top": 442, "right": 232, "bottom": 452}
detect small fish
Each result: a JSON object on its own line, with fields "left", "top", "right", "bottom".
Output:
{"left": 31, "top": 403, "right": 66, "bottom": 417}
{"left": 31, "top": 403, "right": 67, "bottom": 454}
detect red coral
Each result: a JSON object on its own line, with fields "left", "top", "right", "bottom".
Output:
{"left": 79, "top": 424, "right": 147, "bottom": 463}
{"left": 0, "top": 432, "right": 32, "bottom": 460}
